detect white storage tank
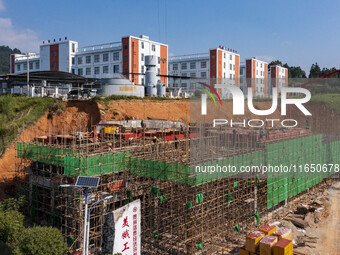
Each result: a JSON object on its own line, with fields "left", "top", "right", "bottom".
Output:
{"left": 146, "top": 85, "right": 157, "bottom": 97}
{"left": 145, "top": 55, "right": 157, "bottom": 87}
{"left": 101, "top": 74, "right": 144, "bottom": 97}
{"left": 157, "top": 81, "right": 166, "bottom": 97}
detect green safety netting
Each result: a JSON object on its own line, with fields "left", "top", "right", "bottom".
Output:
{"left": 16, "top": 142, "right": 129, "bottom": 177}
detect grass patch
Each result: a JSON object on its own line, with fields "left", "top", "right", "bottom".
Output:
{"left": 310, "top": 93, "right": 340, "bottom": 113}
{"left": 0, "top": 95, "right": 57, "bottom": 154}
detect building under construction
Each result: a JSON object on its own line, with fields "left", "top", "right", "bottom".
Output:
{"left": 15, "top": 116, "right": 340, "bottom": 254}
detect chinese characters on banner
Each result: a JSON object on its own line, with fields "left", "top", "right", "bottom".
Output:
{"left": 113, "top": 199, "right": 141, "bottom": 255}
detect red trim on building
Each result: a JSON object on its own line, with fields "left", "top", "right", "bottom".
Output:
{"left": 210, "top": 49, "right": 217, "bottom": 83}
{"left": 246, "top": 59, "right": 252, "bottom": 88}
{"left": 130, "top": 37, "right": 139, "bottom": 84}
{"left": 122, "top": 37, "right": 130, "bottom": 80}
{"left": 160, "top": 45, "right": 168, "bottom": 86}
{"left": 50, "top": 44, "right": 59, "bottom": 71}
{"left": 264, "top": 63, "right": 268, "bottom": 95}
{"left": 217, "top": 49, "right": 222, "bottom": 83}
{"left": 235, "top": 55, "right": 240, "bottom": 87}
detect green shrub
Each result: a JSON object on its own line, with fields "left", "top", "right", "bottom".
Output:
{"left": 0, "top": 196, "right": 26, "bottom": 212}
{"left": 0, "top": 210, "right": 24, "bottom": 244}
{"left": 13, "top": 226, "right": 67, "bottom": 255}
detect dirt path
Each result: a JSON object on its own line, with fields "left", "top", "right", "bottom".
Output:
{"left": 315, "top": 181, "right": 340, "bottom": 255}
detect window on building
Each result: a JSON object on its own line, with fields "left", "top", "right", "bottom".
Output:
{"left": 124, "top": 56, "right": 128, "bottom": 62}
{"left": 230, "top": 55, "right": 232, "bottom": 60}
{"left": 113, "top": 65, "right": 119, "bottom": 73}
{"left": 113, "top": 52, "right": 119, "bottom": 61}
{"left": 173, "top": 63, "right": 178, "bottom": 70}
{"left": 201, "top": 61, "right": 207, "bottom": 68}
{"left": 94, "top": 67, "right": 100, "bottom": 74}
{"left": 124, "top": 44, "right": 128, "bottom": 49}
{"left": 240, "top": 68, "right": 243, "bottom": 75}
{"left": 72, "top": 57, "right": 75, "bottom": 65}
{"left": 190, "top": 73, "right": 196, "bottom": 78}
{"left": 78, "top": 68, "right": 83, "bottom": 76}
{"left": 261, "top": 63, "right": 263, "bottom": 68}
{"left": 72, "top": 69, "right": 75, "bottom": 74}
{"left": 141, "top": 53, "right": 144, "bottom": 61}
{"left": 233, "top": 65, "right": 235, "bottom": 71}
{"left": 141, "top": 78, "right": 144, "bottom": 85}
{"left": 158, "top": 68, "right": 160, "bottom": 74}
{"left": 86, "top": 67, "right": 91, "bottom": 75}
{"left": 212, "top": 65, "right": 215, "bottom": 70}
{"left": 181, "top": 63, "right": 187, "bottom": 70}
{"left": 78, "top": 57, "right": 83, "bottom": 65}
{"left": 201, "top": 72, "right": 206, "bottom": 78}
{"left": 17, "top": 64, "right": 21, "bottom": 71}
{"left": 103, "top": 66, "right": 109, "bottom": 73}
{"left": 224, "top": 53, "right": 226, "bottom": 58}
{"left": 86, "top": 56, "right": 91, "bottom": 64}
{"left": 141, "top": 66, "right": 145, "bottom": 73}
{"left": 103, "top": 53, "right": 109, "bottom": 62}
{"left": 230, "top": 64, "right": 232, "bottom": 70}
{"left": 158, "top": 57, "right": 160, "bottom": 64}
{"left": 230, "top": 74, "right": 232, "bottom": 79}
{"left": 190, "top": 62, "right": 196, "bottom": 69}
{"left": 36, "top": 62, "right": 40, "bottom": 69}
{"left": 94, "top": 55, "right": 100, "bottom": 63}
{"left": 29, "top": 62, "right": 33, "bottom": 70}
{"left": 141, "top": 42, "right": 144, "bottom": 49}
{"left": 182, "top": 73, "right": 187, "bottom": 77}
{"left": 224, "top": 73, "right": 226, "bottom": 78}
{"left": 72, "top": 44, "right": 75, "bottom": 53}
{"left": 152, "top": 44, "right": 156, "bottom": 51}
{"left": 23, "top": 63, "right": 27, "bottom": 70}
{"left": 224, "top": 63, "right": 226, "bottom": 68}
{"left": 212, "top": 54, "right": 215, "bottom": 59}
{"left": 55, "top": 51, "right": 58, "bottom": 57}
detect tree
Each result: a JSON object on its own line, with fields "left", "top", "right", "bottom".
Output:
{"left": 0, "top": 46, "right": 21, "bottom": 74}
{"left": 0, "top": 210, "right": 24, "bottom": 244}
{"left": 309, "top": 62, "right": 322, "bottom": 78}
{"left": 289, "top": 66, "right": 306, "bottom": 78}
{"left": 13, "top": 226, "right": 67, "bottom": 255}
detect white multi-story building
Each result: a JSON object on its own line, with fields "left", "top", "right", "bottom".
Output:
{"left": 269, "top": 65, "right": 288, "bottom": 94}
{"left": 168, "top": 53, "right": 210, "bottom": 88}
{"left": 243, "top": 58, "right": 268, "bottom": 97}
{"left": 10, "top": 35, "right": 168, "bottom": 86}
{"left": 168, "top": 46, "right": 240, "bottom": 95}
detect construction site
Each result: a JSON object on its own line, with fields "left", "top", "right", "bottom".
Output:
{"left": 7, "top": 95, "right": 339, "bottom": 255}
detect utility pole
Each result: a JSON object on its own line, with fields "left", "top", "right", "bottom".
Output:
{"left": 27, "top": 53, "right": 30, "bottom": 86}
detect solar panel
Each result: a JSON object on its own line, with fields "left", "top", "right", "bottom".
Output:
{"left": 76, "top": 176, "right": 100, "bottom": 188}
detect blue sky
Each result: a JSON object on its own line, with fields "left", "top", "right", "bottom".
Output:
{"left": 1, "top": 0, "right": 340, "bottom": 74}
